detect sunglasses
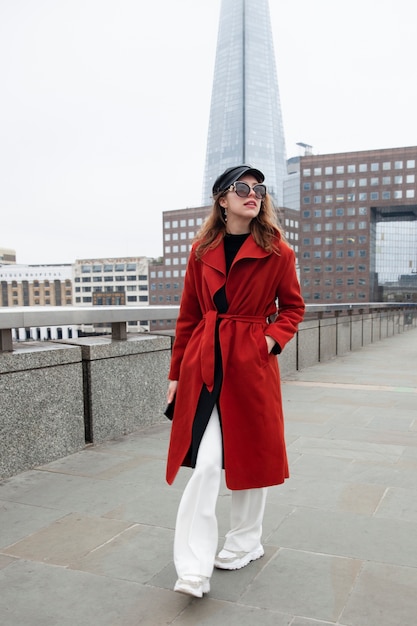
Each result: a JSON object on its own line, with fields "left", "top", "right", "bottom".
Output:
{"left": 228, "top": 181, "right": 267, "bottom": 200}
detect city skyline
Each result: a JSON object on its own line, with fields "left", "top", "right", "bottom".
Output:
{"left": 1, "top": 0, "right": 417, "bottom": 265}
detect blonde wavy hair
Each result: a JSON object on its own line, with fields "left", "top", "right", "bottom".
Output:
{"left": 194, "top": 190, "right": 285, "bottom": 260}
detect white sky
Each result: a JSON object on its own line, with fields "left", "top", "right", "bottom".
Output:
{"left": 1, "top": 0, "right": 417, "bottom": 265}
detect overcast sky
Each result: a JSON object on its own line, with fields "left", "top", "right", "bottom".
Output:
{"left": 1, "top": 0, "right": 417, "bottom": 265}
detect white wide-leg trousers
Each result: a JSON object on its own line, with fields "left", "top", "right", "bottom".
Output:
{"left": 174, "top": 406, "right": 267, "bottom": 579}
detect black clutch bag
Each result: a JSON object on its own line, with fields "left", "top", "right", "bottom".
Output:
{"left": 164, "top": 397, "right": 176, "bottom": 421}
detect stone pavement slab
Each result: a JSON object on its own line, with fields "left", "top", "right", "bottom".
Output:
{"left": 1, "top": 330, "right": 417, "bottom": 625}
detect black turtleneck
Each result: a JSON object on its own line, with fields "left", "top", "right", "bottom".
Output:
{"left": 224, "top": 232, "right": 250, "bottom": 275}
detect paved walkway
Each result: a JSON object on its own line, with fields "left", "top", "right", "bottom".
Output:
{"left": 1, "top": 330, "right": 417, "bottom": 626}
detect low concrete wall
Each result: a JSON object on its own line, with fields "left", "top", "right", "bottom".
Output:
{"left": 0, "top": 343, "right": 85, "bottom": 479}
{"left": 64, "top": 335, "right": 171, "bottom": 443}
{"left": 1, "top": 313, "right": 416, "bottom": 480}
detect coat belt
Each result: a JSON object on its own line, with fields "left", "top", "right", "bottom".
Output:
{"left": 201, "top": 311, "right": 266, "bottom": 392}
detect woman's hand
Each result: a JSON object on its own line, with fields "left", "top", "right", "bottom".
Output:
{"left": 167, "top": 380, "right": 178, "bottom": 403}
{"left": 265, "top": 335, "right": 276, "bottom": 354}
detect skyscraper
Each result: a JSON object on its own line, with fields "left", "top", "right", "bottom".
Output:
{"left": 202, "top": 0, "right": 286, "bottom": 206}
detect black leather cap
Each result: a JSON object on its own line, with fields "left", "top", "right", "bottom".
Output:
{"left": 212, "top": 165, "right": 265, "bottom": 196}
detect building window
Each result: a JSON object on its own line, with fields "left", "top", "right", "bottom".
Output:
{"left": 406, "top": 174, "right": 415, "bottom": 183}
{"left": 382, "top": 162, "right": 391, "bottom": 170}
{"left": 347, "top": 164, "right": 356, "bottom": 173}
{"left": 394, "top": 161, "right": 403, "bottom": 169}
{"left": 382, "top": 176, "right": 391, "bottom": 184}
{"left": 359, "top": 163, "right": 367, "bottom": 172}
{"left": 406, "top": 159, "right": 415, "bottom": 168}
{"left": 371, "top": 162, "right": 379, "bottom": 171}
{"left": 303, "top": 168, "right": 311, "bottom": 176}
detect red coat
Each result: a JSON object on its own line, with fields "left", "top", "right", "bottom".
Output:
{"left": 166, "top": 233, "right": 305, "bottom": 490}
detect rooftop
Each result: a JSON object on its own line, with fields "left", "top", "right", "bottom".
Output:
{"left": 1, "top": 329, "right": 417, "bottom": 625}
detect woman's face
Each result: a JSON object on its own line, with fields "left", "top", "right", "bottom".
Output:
{"left": 220, "top": 174, "right": 263, "bottom": 233}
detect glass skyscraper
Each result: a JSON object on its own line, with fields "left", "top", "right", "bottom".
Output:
{"left": 202, "top": 0, "right": 286, "bottom": 206}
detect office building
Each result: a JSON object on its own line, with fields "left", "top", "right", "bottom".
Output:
{"left": 73, "top": 257, "right": 151, "bottom": 333}
{"left": 149, "top": 207, "right": 208, "bottom": 331}
{"left": 202, "top": 0, "right": 286, "bottom": 206}
{"left": 298, "top": 146, "right": 417, "bottom": 303}
{"left": 0, "top": 263, "right": 75, "bottom": 340}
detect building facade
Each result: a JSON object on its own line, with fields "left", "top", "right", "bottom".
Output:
{"left": 73, "top": 257, "right": 151, "bottom": 333}
{"left": 148, "top": 207, "right": 209, "bottom": 331}
{"left": 201, "top": 0, "right": 286, "bottom": 206}
{"left": 0, "top": 264, "right": 72, "bottom": 307}
{"left": 0, "top": 263, "right": 76, "bottom": 340}
{"left": 298, "top": 146, "right": 417, "bottom": 303}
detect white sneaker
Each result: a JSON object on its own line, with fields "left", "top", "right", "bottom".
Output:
{"left": 214, "top": 546, "right": 264, "bottom": 570}
{"left": 174, "top": 576, "right": 210, "bottom": 598}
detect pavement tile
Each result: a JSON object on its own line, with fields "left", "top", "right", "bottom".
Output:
{"left": 240, "top": 548, "right": 362, "bottom": 623}
{"left": 69, "top": 524, "right": 174, "bottom": 584}
{"left": 0, "top": 559, "right": 188, "bottom": 626}
{"left": 374, "top": 485, "right": 417, "bottom": 522}
{"left": 340, "top": 561, "right": 417, "bottom": 626}
{"left": 0, "top": 470, "right": 143, "bottom": 516}
{"left": 269, "top": 507, "right": 417, "bottom": 569}
{"left": 0, "top": 499, "right": 66, "bottom": 549}
{"left": 171, "top": 597, "right": 292, "bottom": 625}
{"left": 3, "top": 513, "right": 133, "bottom": 565}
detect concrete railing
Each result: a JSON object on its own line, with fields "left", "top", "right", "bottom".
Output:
{"left": 0, "top": 303, "right": 416, "bottom": 479}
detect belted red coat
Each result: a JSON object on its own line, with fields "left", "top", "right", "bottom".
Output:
{"left": 166, "top": 232, "right": 305, "bottom": 490}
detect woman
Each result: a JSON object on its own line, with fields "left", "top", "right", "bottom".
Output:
{"left": 166, "top": 164, "right": 305, "bottom": 597}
